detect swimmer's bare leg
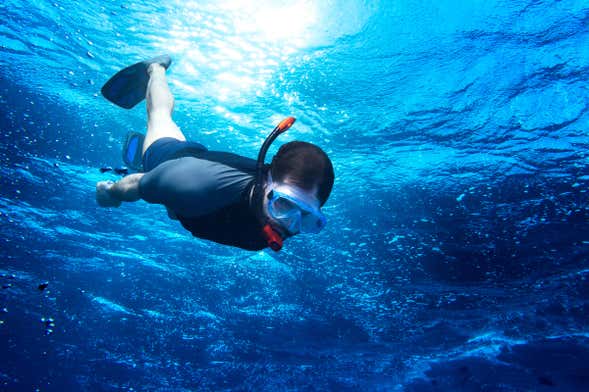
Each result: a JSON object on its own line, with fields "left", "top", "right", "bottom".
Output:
{"left": 142, "top": 64, "right": 186, "bottom": 156}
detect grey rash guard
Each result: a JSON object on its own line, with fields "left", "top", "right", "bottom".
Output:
{"left": 138, "top": 156, "right": 253, "bottom": 218}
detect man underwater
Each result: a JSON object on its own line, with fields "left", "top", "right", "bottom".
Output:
{"left": 96, "top": 55, "right": 334, "bottom": 251}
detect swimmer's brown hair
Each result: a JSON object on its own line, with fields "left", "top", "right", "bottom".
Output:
{"left": 270, "top": 141, "right": 334, "bottom": 206}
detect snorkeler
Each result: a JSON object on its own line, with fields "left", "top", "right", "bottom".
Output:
{"left": 96, "top": 55, "right": 334, "bottom": 251}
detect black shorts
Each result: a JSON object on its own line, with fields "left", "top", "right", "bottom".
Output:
{"left": 142, "top": 137, "right": 208, "bottom": 172}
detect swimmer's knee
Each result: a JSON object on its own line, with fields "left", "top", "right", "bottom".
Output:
{"left": 142, "top": 118, "right": 186, "bottom": 156}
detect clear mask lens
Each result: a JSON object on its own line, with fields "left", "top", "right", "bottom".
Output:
{"left": 268, "top": 193, "right": 326, "bottom": 234}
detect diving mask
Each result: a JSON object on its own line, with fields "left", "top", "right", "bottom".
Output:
{"left": 266, "top": 176, "right": 326, "bottom": 234}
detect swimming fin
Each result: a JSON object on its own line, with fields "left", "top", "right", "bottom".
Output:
{"left": 101, "top": 55, "right": 172, "bottom": 109}
{"left": 122, "top": 132, "right": 145, "bottom": 171}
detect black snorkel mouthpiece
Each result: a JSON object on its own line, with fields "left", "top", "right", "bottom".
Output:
{"left": 253, "top": 117, "right": 296, "bottom": 251}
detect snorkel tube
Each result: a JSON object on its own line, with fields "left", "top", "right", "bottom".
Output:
{"left": 252, "top": 116, "right": 296, "bottom": 251}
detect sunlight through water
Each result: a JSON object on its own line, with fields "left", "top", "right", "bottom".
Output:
{"left": 154, "top": 1, "right": 321, "bottom": 104}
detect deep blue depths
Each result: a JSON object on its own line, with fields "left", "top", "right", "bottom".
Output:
{"left": 1, "top": 0, "right": 589, "bottom": 391}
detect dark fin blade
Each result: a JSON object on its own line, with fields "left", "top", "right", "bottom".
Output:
{"left": 101, "top": 55, "right": 171, "bottom": 109}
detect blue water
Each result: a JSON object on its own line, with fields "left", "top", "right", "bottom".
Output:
{"left": 1, "top": 0, "right": 589, "bottom": 390}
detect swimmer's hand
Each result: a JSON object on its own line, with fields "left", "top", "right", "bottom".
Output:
{"left": 96, "top": 174, "right": 143, "bottom": 207}
{"left": 96, "top": 181, "right": 122, "bottom": 208}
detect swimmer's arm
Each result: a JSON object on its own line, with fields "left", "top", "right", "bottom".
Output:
{"left": 96, "top": 173, "right": 144, "bottom": 207}
{"left": 109, "top": 173, "right": 144, "bottom": 201}
{"left": 139, "top": 159, "right": 226, "bottom": 217}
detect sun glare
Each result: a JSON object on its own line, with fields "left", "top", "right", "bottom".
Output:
{"left": 232, "top": 1, "right": 318, "bottom": 44}
{"left": 154, "top": 1, "right": 318, "bottom": 105}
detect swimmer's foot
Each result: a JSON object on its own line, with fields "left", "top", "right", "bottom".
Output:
{"left": 146, "top": 54, "right": 171, "bottom": 71}
{"left": 101, "top": 54, "right": 172, "bottom": 109}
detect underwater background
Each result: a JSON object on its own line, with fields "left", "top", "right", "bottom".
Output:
{"left": 1, "top": 0, "right": 589, "bottom": 390}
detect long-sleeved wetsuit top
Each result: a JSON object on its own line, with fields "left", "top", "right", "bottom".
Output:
{"left": 136, "top": 140, "right": 268, "bottom": 250}
{"left": 138, "top": 156, "right": 253, "bottom": 217}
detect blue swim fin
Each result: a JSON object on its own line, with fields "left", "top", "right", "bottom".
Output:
{"left": 101, "top": 55, "right": 172, "bottom": 109}
{"left": 122, "top": 132, "right": 145, "bottom": 171}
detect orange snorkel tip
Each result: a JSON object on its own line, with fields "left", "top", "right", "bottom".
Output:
{"left": 276, "top": 116, "right": 296, "bottom": 133}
